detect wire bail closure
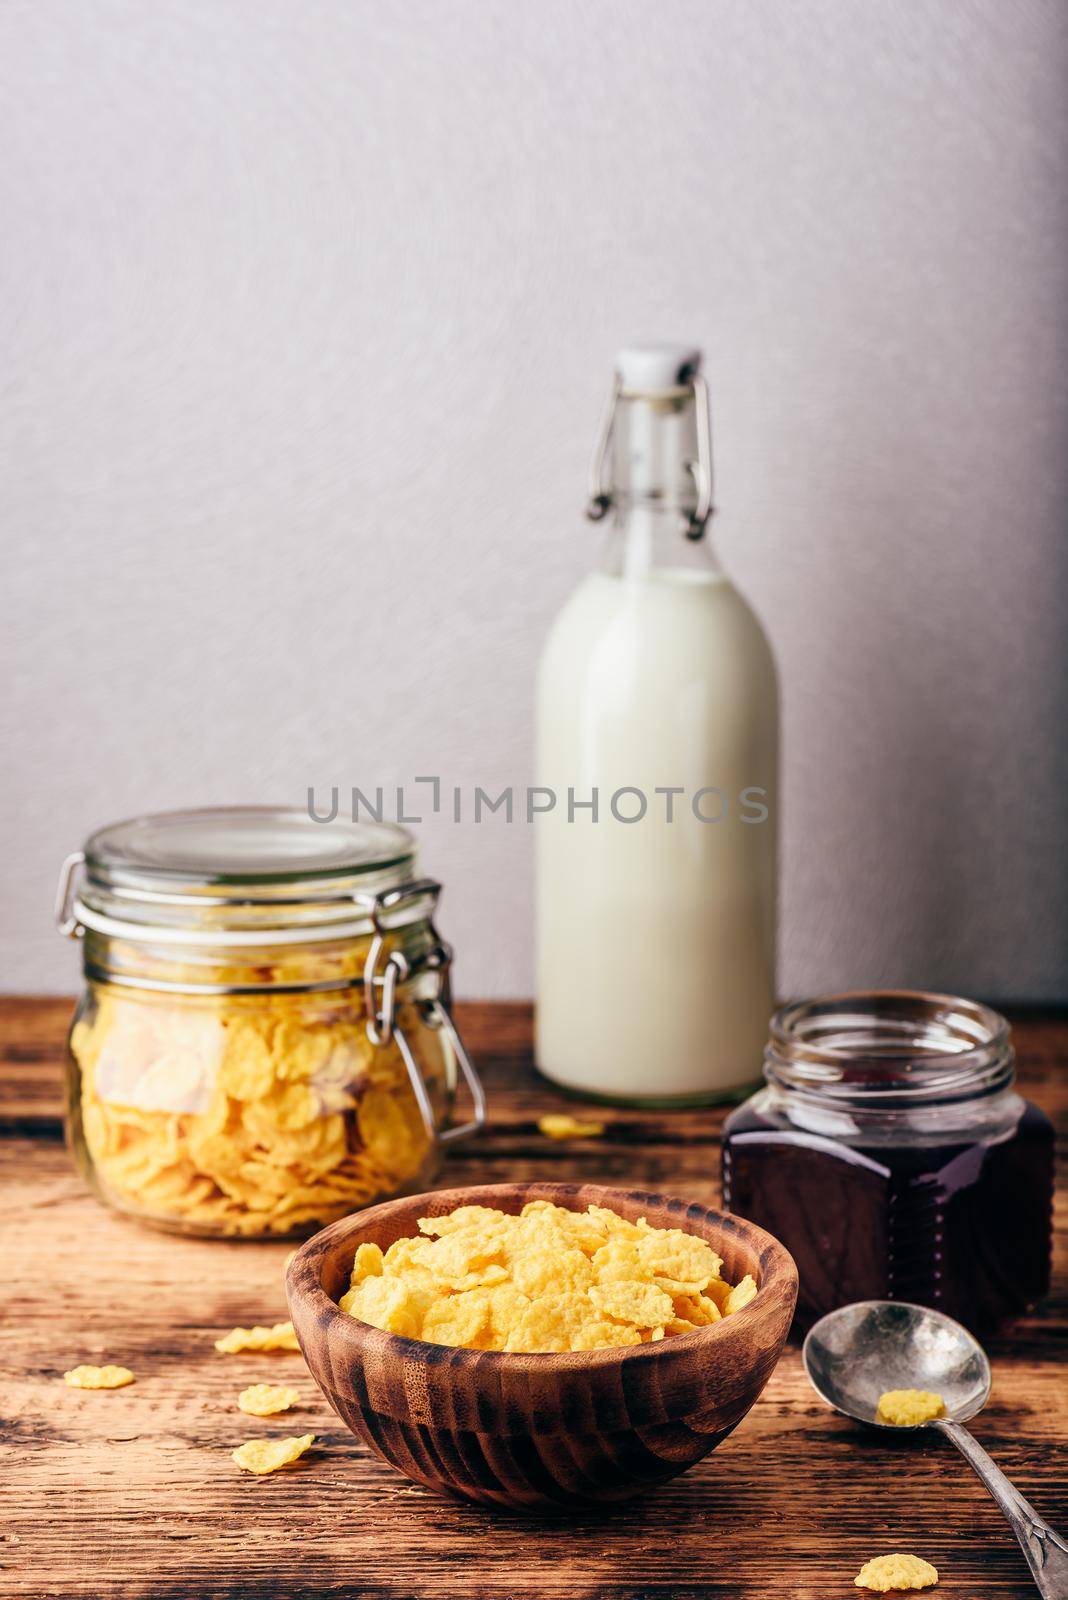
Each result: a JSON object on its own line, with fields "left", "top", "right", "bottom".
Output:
{"left": 584, "top": 370, "right": 714, "bottom": 542}
{"left": 363, "top": 878, "right": 486, "bottom": 1147}
{"left": 55, "top": 852, "right": 86, "bottom": 938}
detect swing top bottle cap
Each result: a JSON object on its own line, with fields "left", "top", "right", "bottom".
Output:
{"left": 615, "top": 343, "right": 702, "bottom": 394}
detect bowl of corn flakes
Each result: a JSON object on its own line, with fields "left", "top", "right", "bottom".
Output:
{"left": 287, "top": 1180, "right": 797, "bottom": 1511}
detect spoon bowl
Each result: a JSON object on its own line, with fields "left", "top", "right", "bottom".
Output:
{"left": 803, "top": 1299, "right": 990, "bottom": 1427}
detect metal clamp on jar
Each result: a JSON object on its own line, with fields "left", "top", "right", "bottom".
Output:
{"left": 55, "top": 806, "right": 486, "bottom": 1238}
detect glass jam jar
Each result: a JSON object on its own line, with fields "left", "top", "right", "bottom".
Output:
{"left": 55, "top": 807, "right": 485, "bottom": 1239}
{"left": 722, "top": 991, "right": 1054, "bottom": 1335}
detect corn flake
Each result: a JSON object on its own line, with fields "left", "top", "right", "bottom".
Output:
{"left": 511, "top": 1247, "right": 593, "bottom": 1299}
{"left": 701, "top": 1277, "right": 728, "bottom": 1308}
{"left": 339, "top": 1202, "right": 757, "bottom": 1353}
{"left": 63, "top": 1365, "right": 135, "bottom": 1390}
{"left": 586, "top": 1204, "right": 644, "bottom": 1240}
{"left": 672, "top": 1292, "right": 722, "bottom": 1326}
{"left": 338, "top": 1275, "right": 432, "bottom": 1337}
{"left": 571, "top": 1321, "right": 643, "bottom": 1351}
{"left": 537, "top": 1114, "right": 605, "bottom": 1140}
{"left": 214, "top": 1321, "right": 300, "bottom": 1355}
{"left": 636, "top": 1229, "right": 721, "bottom": 1287}
{"left": 237, "top": 1383, "right": 301, "bottom": 1416}
{"left": 232, "top": 1433, "right": 315, "bottom": 1475}
{"left": 588, "top": 1281, "right": 674, "bottom": 1329}
{"left": 723, "top": 1274, "right": 759, "bottom": 1315}
{"left": 875, "top": 1389, "right": 946, "bottom": 1427}
{"left": 503, "top": 1291, "right": 593, "bottom": 1353}
{"left": 422, "top": 1292, "right": 491, "bottom": 1348}
{"left": 854, "top": 1553, "right": 939, "bottom": 1591}
{"left": 351, "top": 1242, "right": 384, "bottom": 1281}
{"left": 418, "top": 1204, "right": 507, "bottom": 1237}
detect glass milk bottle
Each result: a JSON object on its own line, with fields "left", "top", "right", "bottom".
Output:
{"left": 535, "top": 345, "right": 778, "bottom": 1104}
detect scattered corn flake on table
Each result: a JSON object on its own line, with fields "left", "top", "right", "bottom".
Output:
{"left": 2, "top": 998, "right": 1065, "bottom": 1600}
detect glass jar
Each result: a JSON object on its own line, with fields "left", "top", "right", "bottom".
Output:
{"left": 55, "top": 807, "right": 485, "bottom": 1239}
{"left": 722, "top": 991, "right": 1054, "bottom": 1335}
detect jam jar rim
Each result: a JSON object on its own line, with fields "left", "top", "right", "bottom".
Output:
{"left": 765, "top": 989, "right": 1014, "bottom": 1108}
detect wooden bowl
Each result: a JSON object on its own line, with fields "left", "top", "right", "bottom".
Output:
{"left": 286, "top": 1181, "right": 797, "bottom": 1512}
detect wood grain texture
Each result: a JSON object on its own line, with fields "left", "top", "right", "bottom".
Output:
{"left": 1, "top": 997, "right": 1065, "bottom": 1598}
{"left": 287, "top": 1182, "right": 797, "bottom": 1510}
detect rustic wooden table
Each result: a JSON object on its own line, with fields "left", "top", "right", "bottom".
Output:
{"left": 1, "top": 999, "right": 1064, "bottom": 1600}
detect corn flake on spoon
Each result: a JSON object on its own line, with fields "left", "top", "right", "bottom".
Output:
{"left": 803, "top": 1300, "right": 1068, "bottom": 1599}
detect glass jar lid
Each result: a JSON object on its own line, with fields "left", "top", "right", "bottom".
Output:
{"left": 57, "top": 806, "right": 427, "bottom": 945}
{"left": 86, "top": 806, "right": 414, "bottom": 886}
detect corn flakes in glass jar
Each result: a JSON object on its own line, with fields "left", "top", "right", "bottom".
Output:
{"left": 55, "top": 807, "right": 485, "bottom": 1238}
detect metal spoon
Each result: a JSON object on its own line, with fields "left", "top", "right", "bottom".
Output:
{"left": 803, "top": 1300, "right": 1068, "bottom": 1600}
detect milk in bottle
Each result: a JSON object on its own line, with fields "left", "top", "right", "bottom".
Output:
{"left": 535, "top": 345, "right": 778, "bottom": 1102}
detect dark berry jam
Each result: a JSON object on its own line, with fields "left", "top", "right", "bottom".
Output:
{"left": 721, "top": 992, "right": 1055, "bottom": 1336}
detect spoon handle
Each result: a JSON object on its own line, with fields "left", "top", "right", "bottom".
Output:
{"left": 934, "top": 1419, "right": 1068, "bottom": 1599}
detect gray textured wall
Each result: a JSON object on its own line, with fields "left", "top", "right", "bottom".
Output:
{"left": 3, "top": 0, "right": 1067, "bottom": 1000}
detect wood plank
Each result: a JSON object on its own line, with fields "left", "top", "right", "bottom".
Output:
{"left": 6, "top": 994, "right": 1067, "bottom": 1136}
{"left": 1, "top": 999, "right": 1065, "bottom": 1599}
